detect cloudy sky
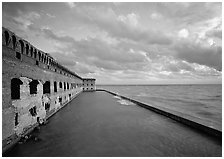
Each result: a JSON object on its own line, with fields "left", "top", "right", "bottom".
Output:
{"left": 3, "top": 2, "right": 222, "bottom": 84}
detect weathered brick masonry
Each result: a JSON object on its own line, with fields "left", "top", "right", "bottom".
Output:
{"left": 2, "top": 27, "right": 95, "bottom": 153}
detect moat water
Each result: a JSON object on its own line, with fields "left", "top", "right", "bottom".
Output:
{"left": 98, "top": 84, "right": 222, "bottom": 131}
{"left": 5, "top": 91, "right": 221, "bottom": 157}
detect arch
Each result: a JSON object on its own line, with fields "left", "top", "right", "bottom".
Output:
{"left": 45, "top": 56, "right": 47, "bottom": 64}
{"left": 38, "top": 51, "right": 41, "bottom": 61}
{"left": 34, "top": 49, "right": 37, "bottom": 59}
{"left": 43, "top": 81, "right": 50, "bottom": 94}
{"left": 29, "top": 106, "right": 37, "bottom": 116}
{"left": 59, "top": 82, "right": 62, "bottom": 88}
{"left": 4, "top": 31, "right": 10, "bottom": 46}
{"left": 41, "top": 55, "right": 44, "bottom": 63}
{"left": 29, "top": 80, "right": 39, "bottom": 94}
{"left": 43, "top": 56, "right": 45, "bottom": 63}
{"left": 46, "top": 58, "right": 49, "bottom": 65}
{"left": 30, "top": 47, "right": 33, "bottom": 57}
{"left": 54, "top": 81, "right": 57, "bottom": 92}
{"left": 64, "top": 82, "right": 66, "bottom": 90}
{"left": 19, "top": 40, "right": 24, "bottom": 54}
{"left": 26, "top": 44, "right": 29, "bottom": 55}
{"left": 11, "top": 78, "right": 23, "bottom": 99}
{"left": 67, "top": 82, "right": 69, "bottom": 90}
{"left": 12, "top": 35, "right": 17, "bottom": 50}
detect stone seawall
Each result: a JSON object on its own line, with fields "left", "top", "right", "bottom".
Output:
{"left": 2, "top": 27, "right": 84, "bottom": 154}
{"left": 97, "top": 89, "right": 222, "bottom": 139}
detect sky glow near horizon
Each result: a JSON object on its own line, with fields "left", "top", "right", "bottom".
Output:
{"left": 2, "top": 2, "right": 222, "bottom": 84}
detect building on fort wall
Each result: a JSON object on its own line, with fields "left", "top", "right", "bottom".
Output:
{"left": 2, "top": 27, "right": 96, "bottom": 153}
{"left": 83, "top": 78, "right": 96, "bottom": 91}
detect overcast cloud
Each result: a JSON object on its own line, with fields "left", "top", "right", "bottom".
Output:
{"left": 2, "top": 2, "right": 222, "bottom": 84}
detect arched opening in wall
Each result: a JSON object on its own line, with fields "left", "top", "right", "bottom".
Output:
{"left": 4, "top": 31, "right": 10, "bottom": 46}
{"left": 43, "top": 81, "right": 50, "bottom": 94}
{"left": 19, "top": 40, "right": 24, "bottom": 54}
{"left": 34, "top": 49, "right": 37, "bottom": 59}
{"left": 45, "top": 103, "right": 50, "bottom": 111}
{"left": 36, "top": 60, "right": 39, "bottom": 66}
{"left": 38, "top": 52, "right": 41, "bottom": 61}
{"left": 64, "top": 82, "right": 66, "bottom": 90}
{"left": 16, "top": 52, "right": 21, "bottom": 60}
{"left": 11, "top": 78, "right": 23, "bottom": 100}
{"left": 67, "top": 83, "right": 69, "bottom": 90}
{"left": 41, "top": 55, "right": 44, "bottom": 63}
{"left": 26, "top": 44, "right": 29, "bottom": 55}
{"left": 54, "top": 81, "right": 57, "bottom": 92}
{"left": 30, "top": 47, "right": 33, "bottom": 57}
{"left": 44, "top": 56, "right": 47, "bottom": 64}
{"left": 59, "top": 97, "right": 62, "bottom": 104}
{"left": 29, "top": 80, "right": 39, "bottom": 95}
{"left": 12, "top": 35, "right": 17, "bottom": 50}
{"left": 59, "top": 82, "right": 62, "bottom": 88}
{"left": 29, "top": 106, "right": 37, "bottom": 116}
{"left": 69, "top": 94, "right": 71, "bottom": 99}
{"left": 15, "top": 113, "right": 19, "bottom": 126}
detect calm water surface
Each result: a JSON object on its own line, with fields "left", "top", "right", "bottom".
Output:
{"left": 5, "top": 91, "right": 221, "bottom": 157}
{"left": 98, "top": 85, "right": 222, "bottom": 130}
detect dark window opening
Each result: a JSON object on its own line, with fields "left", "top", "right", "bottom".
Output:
{"left": 67, "top": 83, "right": 69, "bottom": 90}
{"left": 55, "top": 69, "right": 57, "bottom": 72}
{"left": 12, "top": 35, "right": 17, "bottom": 50}
{"left": 59, "top": 82, "right": 62, "bottom": 88}
{"left": 26, "top": 44, "right": 29, "bottom": 55}
{"left": 29, "top": 80, "right": 39, "bottom": 94}
{"left": 11, "top": 78, "right": 23, "bottom": 99}
{"left": 59, "top": 97, "right": 62, "bottom": 104}
{"left": 43, "top": 81, "right": 50, "bottom": 94}
{"left": 47, "top": 66, "right": 50, "bottom": 69}
{"left": 38, "top": 52, "right": 41, "bottom": 61}
{"left": 29, "top": 106, "right": 37, "bottom": 116}
{"left": 45, "top": 103, "right": 50, "bottom": 111}
{"left": 16, "top": 52, "right": 21, "bottom": 60}
{"left": 64, "top": 82, "right": 66, "bottom": 90}
{"left": 19, "top": 40, "right": 24, "bottom": 54}
{"left": 30, "top": 47, "right": 33, "bottom": 57}
{"left": 34, "top": 50, "right": 37, "bottom": 58}
{"left": 36, "top": 60, "right": 39, "bottom": 66}
{"left": 4, "top": 31, "right": 10, "bottom": 46}
{"left": 15, "top": 113, "right": 19, "bottom": 126}
{"left": 42, "top": 55, "right": 44, "bottom": 63}
{"left": 37, "top": 117, "right": 40, "bottom": 123}
{"left": 54, "top": 81, "right": 57, "bottom": 92}
{"left": 91, "top": 84, "right": 93, "bottom": 86}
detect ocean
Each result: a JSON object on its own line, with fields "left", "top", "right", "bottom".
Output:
{"left": 97, "top": 84, "right": 222, "bottom": 131}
